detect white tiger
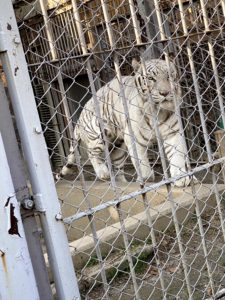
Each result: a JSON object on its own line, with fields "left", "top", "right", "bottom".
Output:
{"left": 58, "top": 58, "right": 194, "bottom": 187}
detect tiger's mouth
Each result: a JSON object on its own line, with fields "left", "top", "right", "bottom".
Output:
{"left": 151, "top": 93, "right": 175, "bottom": 110}
{"left": 159, "top": 98, "right": 175, "bottom": 111}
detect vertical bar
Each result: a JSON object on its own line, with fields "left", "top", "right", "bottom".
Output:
{"left": 72, "top": 1, "right": 141, "bottom": 299}
{"left": 71, "top": 0, "right": 115, "bottom": 192}
{"left": 39, "top": 0, "right": 57, "bottom": 61}
{"left": 156, "top": 0, "right": 211, "bottom": 293}
{"left": 39, "top": 0, "right": 74, "bottom": 140}
{"left": 128, "top": 0, "right": 142, "bottom": 44}
{"left": 0, "top": 80, "right": 27, "bottom": 202}
{"left": 71, "top": 1, "right": 114, "bottom": 298}
{"left": 177, "top": 1, "right": 211, "bottom": 159}
{"left": 199, "top": 0, "right": 225, "bottom": 238}
{"left": 176, "top": 0, "right": 219, "bottom": 295}
{"left": 198, "top": 4, "right": 225, "bottom": 292}
{"left": 100, "top": 0, "right": 143, "bottom": 183}
{"left": 70, "top": 142, "right": 110, "bottom": 299}
{"left": 0, "top": 1, "right": 81, "bottom": 299}
{"left": 100, "top": 2, "right": 148, "bottom": 298}
{"left": 42, "top": 83, "right": 66, "bottom": 160}
{"left": 143, "top": 56, "right": 193, "bottom": 299}
{"left": 0, "top": 133, "right": 39, "bottom": 300}
{"left": 143, "top": 0, "right": 162, "bottom": 58}
{"left": 221, "top": 0, "right": 225, "bottom": 16}
{"left": 152, "top": 0, "right": 166, "bottom": 41}
{"left": 72, "top": 0, "right": 117, "bottom": 187}
{"left": 102, "top": 2, "right": 179, "bottom": 297}
{"left": 151, "top": 1, "right": 194, "bottom": 298}
{"left": 0, "top": 79, "right": 52, "bottom": 299}
{"left": 199, "top": 0, "right": 225, "bottom": 124}
{"left": 168, "top": 5, "right": 199, "bottom": 161}
{"left": 127, "top": 2, "right": 167, "bottom": 297}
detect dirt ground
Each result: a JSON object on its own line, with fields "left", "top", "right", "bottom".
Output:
{"left": 79, "top": 190, "right": 225, "bottom": 300}
{"left": 56, "top": 163, "right": 225, "bottom": 299}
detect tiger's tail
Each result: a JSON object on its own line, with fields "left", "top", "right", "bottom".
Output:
{"left": 56, "top": 126, "right": 81, "bottom": 179}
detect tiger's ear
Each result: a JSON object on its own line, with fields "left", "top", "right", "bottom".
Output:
{"left": 132, "top": 58, "right": 141, "bottom": 72}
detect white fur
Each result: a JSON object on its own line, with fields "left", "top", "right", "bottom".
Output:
{"left": 59, "top": 59, "right": 196, "bottom": 187}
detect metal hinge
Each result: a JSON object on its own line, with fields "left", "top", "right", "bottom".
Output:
{"left": 33, "top": 193, "right": 46, "bottom": 213}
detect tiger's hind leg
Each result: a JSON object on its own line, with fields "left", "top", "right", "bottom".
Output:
{"left": 110, "top": 142, "right": 128, "bottom": 182}
{"left": 56, "top": 144, "right": 77, "bottom": 179}
{"left": 88, "top": 140, "right": 110, "bottom": 181}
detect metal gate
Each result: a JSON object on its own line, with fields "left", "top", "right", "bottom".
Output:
{"left": 1, "top": 0, "right": 225, "bottom": 299}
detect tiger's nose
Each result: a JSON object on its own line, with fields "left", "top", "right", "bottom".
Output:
{"left": 159, "top": 91, "right": 169, "bottom": 97}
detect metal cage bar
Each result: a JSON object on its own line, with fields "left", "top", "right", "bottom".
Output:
{"left": 0, "top": 1, "right": 80, "bottom": 298}
{"left": 2, "top": 0, "right": 225, "bottom": 299}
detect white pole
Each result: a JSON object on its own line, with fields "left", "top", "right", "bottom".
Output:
{"left": 0, "top": 133, "right": 39, "bottom": 300}
{"left": 0, "top": 1, "right": 80, "bottom": 299}
{"left": 0, "top": 78, "right": 52, "bottom": 299}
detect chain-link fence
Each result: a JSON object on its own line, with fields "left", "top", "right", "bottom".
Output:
{"left": 2, "top": 0, "right": 225, "bottom": 299}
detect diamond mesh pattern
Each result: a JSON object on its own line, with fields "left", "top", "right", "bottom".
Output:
{"left": 11, "top": 0, "right": 225, "bottom": 298}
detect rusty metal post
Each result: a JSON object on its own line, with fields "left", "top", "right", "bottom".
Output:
{"left": 0, "top": 78, "right": 52, "bottom": 299}
{"left": 0, "top": 1, "right": 81, "bottom": 299}
{"left": 0, "top": 133, "right": 39, "bottom": 300}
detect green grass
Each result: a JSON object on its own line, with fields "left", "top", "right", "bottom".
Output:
{"left": 86, "top": 255, "right": 99, "bottom": 267}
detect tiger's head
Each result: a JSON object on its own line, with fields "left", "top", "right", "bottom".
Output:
{"left": 132, "top": 58, "right": 181, "bottom": 111}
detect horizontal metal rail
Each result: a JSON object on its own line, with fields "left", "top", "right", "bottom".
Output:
{"left": 63, "top": 156, "right": 225, "bottom": 223}
{"left": 26, "top": 27, "right": 225, "bottom": 68}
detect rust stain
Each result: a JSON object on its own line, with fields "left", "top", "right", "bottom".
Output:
{"left": 8, "top": 203, "right": 21, "bottom": 237}
{"left": 7, "top": 23, "right": 12, "bottom": 30}
{"left": 14, "top": 67, "right": 19, "bottom": 76}
{"left": 4, "top": 196, "right": 11, "bottom": 207}
{"left": 0, "top": 251, "right": 7, "bottom": 273}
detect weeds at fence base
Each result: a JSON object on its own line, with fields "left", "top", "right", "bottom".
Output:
{"left": 78, "top": 192, "right": 225, "bottom": 300}
{"left": 79, "top": 244, "right": 154, "bottom": 291}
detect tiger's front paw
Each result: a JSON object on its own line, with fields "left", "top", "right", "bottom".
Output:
{"left": 174, "top": 175, "right": 198, "bottom": 187}
{"left": 96, "top": 164, "right": 110, "bottom": 181}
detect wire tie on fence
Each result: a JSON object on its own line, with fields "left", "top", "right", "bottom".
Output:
{"left": 55, "top": 213, "right": 63, "bottom": 221}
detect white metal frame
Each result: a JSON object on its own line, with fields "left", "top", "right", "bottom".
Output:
{"left": 0, "top": 133, "right": 39, "bottom": 300}
{"left": 1, "top": 0, "right": 225, "bottom": 299}
{"left": 0, "top": 1, "right": 80, "bottom": 299}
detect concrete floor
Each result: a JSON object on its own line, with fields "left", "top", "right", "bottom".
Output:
{"left": 56, "top": 180, "right": 185, "bottom": 241}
